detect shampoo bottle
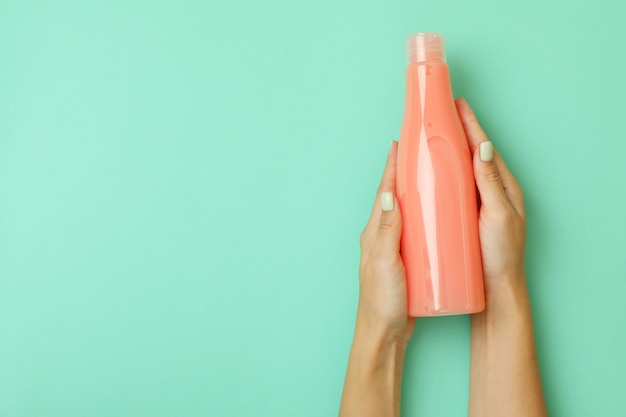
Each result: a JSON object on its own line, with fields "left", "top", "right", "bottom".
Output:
{"left": 396, "top": 32, "right": 485, "bottom": 316}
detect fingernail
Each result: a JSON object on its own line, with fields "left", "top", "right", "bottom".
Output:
{"left": 381, "top": 192, "right": 394, "bottom": 211}
{"left": 479, "top": 141, "right": 493, "bottom": 162}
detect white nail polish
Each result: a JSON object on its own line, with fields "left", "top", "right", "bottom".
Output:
{"left": 479, "top": 141, "right": 493, "bottom": 162}
{"left": 381, "top": 192, "right": 394, "bottom": 211}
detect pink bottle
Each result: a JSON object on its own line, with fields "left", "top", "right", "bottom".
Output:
{"left": 396, "top": 33, "right": 485, "bottom": 316}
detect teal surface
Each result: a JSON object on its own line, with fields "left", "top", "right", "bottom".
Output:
{"left": 1, "top": 1, "right": 625, "bottom": 416}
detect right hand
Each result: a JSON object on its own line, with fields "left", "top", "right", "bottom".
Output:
{"left": 455, "top": 98, "right": 528, "bottom": 308}
{"left": 358, "top": 141, "right": 415, "bottom": 345}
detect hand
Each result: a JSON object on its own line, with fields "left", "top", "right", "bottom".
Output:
{"left": 357, "top": 141, "right": 416, "bottom": 344}
{"left": 338, "top": 142, "right": 413, "bottom": 417}
{"left": 455, "top": 98, "right": 528, "bottom": 310}
{"left": 457, "top": 98, "right": 548, "bottom": 417}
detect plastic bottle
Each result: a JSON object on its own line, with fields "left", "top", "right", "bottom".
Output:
{"left": 396, "top": 32, "right": 485, "bottom": 316}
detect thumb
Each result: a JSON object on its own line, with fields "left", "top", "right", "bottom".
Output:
{"left": 374, "top": 191, "right": 402, "bottom": 256}
{"left": 473, "top": 141, "right": 509, "bottom": 209}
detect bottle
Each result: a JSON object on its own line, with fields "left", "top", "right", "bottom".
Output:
{"left": 396, "top": 32, "right": 485, "bottom": 316}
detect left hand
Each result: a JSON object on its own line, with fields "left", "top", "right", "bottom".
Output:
{"left": 358, "top": 140, "right": 416, "bottom": 344}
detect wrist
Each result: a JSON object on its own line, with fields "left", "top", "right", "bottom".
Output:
{"left": 354, "top": 306, "right": 410, "bottom": 350}
{"left": 341, "top": 310, "right": 407, "bottom": 417}
{"left": 477, "top": 271, "right": 533, "bottom": 328}
{"left": 350, "top": 309, "right": 409, "bottom": 374}
{"left": 349, "top": 314, "right": 408, "bottom": 378}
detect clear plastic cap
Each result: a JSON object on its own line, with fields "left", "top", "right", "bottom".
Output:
{"left": 406, "top": 32, "right": 446, "bottom": 64}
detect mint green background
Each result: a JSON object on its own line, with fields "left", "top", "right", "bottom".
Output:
{"left": 1, "top": 0, "right": 625, "bottom": 416}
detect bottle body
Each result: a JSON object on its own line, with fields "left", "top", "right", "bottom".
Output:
{"left": 397, "top": 35, "right": 484, "bottom": 316}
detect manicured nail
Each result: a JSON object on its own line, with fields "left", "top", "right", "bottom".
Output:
{"left": 479, "top": 141, "right": 493, "bottom": 162}
{"left": 381, "top": 192, "right": 394, "bottom": 211}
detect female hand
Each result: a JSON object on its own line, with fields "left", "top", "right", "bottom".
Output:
{"left": 357, "top": 141, "right": 415, "bottom": 344}
{"left": 455, "top": 98, "right": 528, "bottom": 309}
{"left": 456, "top": 98, "right": 548, "bottom": 417}
{"left": 339, "top": 141, "right": 413, "bottom": 417}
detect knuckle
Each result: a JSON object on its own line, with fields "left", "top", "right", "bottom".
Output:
{"left": 378, "top": 220, "right": 394, "bottom": 235}
{"left": 465, "top": 114, "right": 478, "bottom": 126}
{"left": 484, "top": 168, "right": 501, "bottom": 184}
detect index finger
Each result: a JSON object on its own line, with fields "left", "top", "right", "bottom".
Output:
{"left": 455, "top": 97, "right": 487, "bottom": 154}
{"left": 361, "top": 141, "right": 398, "bottom": 248}
{"left": 456, "top": 97, "right": 525, "bottom": 219}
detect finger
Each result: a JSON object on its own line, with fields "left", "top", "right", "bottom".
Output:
{"left": 455, "top": 97, "right": 487, "bottom": 154}
{"left": 456, "top": 98, "right": 525, "bottom": 218}
{"left": 473, "top": 140, "right": 513, "bottom": 211}
{"left": 372, "top": 191, "right": 402, "bottom": 258}
{"left": 361, "top": 141, "right": 398, "bottom": 249}
{"left": 492, "top": 148, "right": 526, "bottom": 219}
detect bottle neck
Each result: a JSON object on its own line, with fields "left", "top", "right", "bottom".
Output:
{"left": 406, "top": 32, "right": 447, "bottom": 64}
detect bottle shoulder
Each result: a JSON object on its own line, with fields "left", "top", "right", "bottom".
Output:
{"left": 405, "top": 61, "right": 449, "bottom": 74}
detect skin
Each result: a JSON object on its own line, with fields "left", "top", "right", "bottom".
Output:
{"left": 338, "top": 98, "right": 548, "bottom": 417}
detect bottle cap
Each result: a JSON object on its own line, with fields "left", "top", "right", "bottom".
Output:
{"left": 406, "top": 32, "right": 446, "bottom": 63}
